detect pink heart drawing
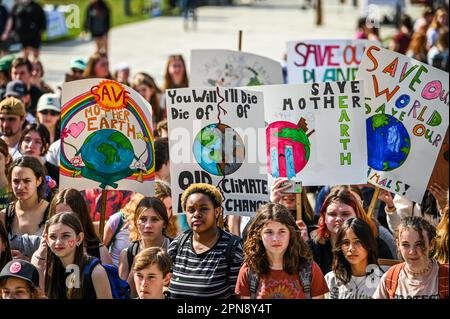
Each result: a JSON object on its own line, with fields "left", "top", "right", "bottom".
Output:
{"left": 69, "top": 122, "right": 86, "bottom": 138}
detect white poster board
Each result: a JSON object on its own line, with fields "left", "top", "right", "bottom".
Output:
{"left": 287, "top": 39, "right": 377, "bottom": 84}
{"left": 167, "top": 87, "right": 269, "bottom": 216}
{"left": 357, "top": 44, "right": 449, "bottom": 202}
{"left": 251, "top": 81, "right": 367, "bottom": 188}
{"left": 60, "top": 79, "right": 155, "bottom": 196}
{"left": 190, "top": 49, "right": 283, "bottom": 87}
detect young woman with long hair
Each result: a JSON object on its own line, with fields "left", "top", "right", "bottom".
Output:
{"left": 44, "top": 212, "right": 112, "bottom": 299}
{"left": 326, "top": 218, "right": 385, "bottom": 299}
{"left": 310, "top": 185, "right": 393, "bottom": 275}
{"left": 236, "top": 202, "right": 328, "bottom": 299}
{"left": 0, "top": 156, "right": 49, "bottom": 260}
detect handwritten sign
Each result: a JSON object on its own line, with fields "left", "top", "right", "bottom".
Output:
{"left": 190, "top": 49, "right": 283, "bottom": 87}
{"left": 60, "top": 79, "right": 155, "bottom": 196}
{"left": 167, "top": 87, "right": 268, "bottom": 216}
{"left": 357, "top": 44, "right": 449, "bottom": 201}
{"left": 287, "top": 39, "right": 377, "bottom": 83}
{"left": 251, "top": 81, "right": 367, "bottom": 187}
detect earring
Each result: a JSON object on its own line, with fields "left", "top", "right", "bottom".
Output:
{"left": 76, "top": 242, "right": 81, "bottom": 247}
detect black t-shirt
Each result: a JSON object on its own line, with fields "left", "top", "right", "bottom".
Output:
{"left": 11, "top": 1, "right": 46, "bottom": 36}
{"left": 56, "top": 256, "right": 98, "bottom": 299}
{"left": 28, "top": 85, "right": 43, "bottom": 116}
{"left": 0, "top": 5, "right": 10, "bottom": 34}
{"left": 45, "top": 161, "right": 59, "bottom": 187}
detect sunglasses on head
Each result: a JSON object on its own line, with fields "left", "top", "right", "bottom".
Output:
{"left": 40, "top": 109, "right": 59, "bottom": 116}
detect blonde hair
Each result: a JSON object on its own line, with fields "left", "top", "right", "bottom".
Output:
{"left": 433, "top": 204, "right": 449, "bottom": 264}
{"left": 180, "top": 183, "right": 223, "bottom": 212}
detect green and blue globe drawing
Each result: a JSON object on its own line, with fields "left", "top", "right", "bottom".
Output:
{"left": 193, "top": 123, "right": 245, "bottom": 176}
{"left": 367, "top": 114, "right": 411, "bottom": 171}
{"left": 80, "top": 129, "right": 135, "bottom": 174}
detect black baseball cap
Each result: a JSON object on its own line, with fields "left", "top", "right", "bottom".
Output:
{"left": 5, "top": 80, "right": 28, "bottom": 99}
{"left": 0, "top": 260, "right": 40, "bottom": 287}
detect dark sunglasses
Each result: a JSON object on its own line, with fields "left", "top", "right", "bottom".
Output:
{"left": 39, "top": 109, "right": 59, "bottom": 116}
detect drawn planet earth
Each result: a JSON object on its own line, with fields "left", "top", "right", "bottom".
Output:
{"left": 266, "top": 121, "right": 311, "bottom": 179}
{"left": 80, "top": 129, "right": 135, "bottom": 174}
{"left": 367, "top": 114, "right": 410, "bottom": 171}
{"left": 193, "top": 123, "right": 245, "bottom": 176}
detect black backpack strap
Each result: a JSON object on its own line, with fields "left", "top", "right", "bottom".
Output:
{"left": 248, "top": 268, "right": 259, "bottom": 299}
{"left": 38, "top": 203, "right": 50, "bottom": 229}
{"left": 5, "top": 203, "right": 15, "bottom": 235}
{"left": 108, "top": 212, "right": 124, "bottom": 249}
{"left": 298, "top": 260, "right": 313, "bottom": 299}
{"left": 224, "top": 234, "right": 240, "bottom": 283}
{"left": 126, "top": 241, "right": 139, "bottom": 270}
{"left": 176, "top": 229, "right": 193, "bottom": 257}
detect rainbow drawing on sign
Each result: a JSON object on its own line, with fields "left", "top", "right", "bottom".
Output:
{"left": 60, "top": 90, "right": 155, "bottom": 189}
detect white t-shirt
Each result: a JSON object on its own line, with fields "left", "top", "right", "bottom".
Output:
{"left": 373, "top": 261, "right": 440, "bottom": 299}
{"left": 325, "top": 266, "right": 386, "bottom": 299}
{"left": 45, "top": 139, "right": 60, "bottom": 166}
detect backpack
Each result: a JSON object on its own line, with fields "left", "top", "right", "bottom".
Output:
{"left": 126, "top": 240, "right": 140, "bottom": 270}
{"left": 175, "top": 229, "right": 241, "bottom": 284}
{"left": 385, "top": 262, "right": 449, "bottom": 299}
{"left": 248, "top": 260, "right": 313, "bottom": 299}
{"left": 108, "top": 212, "right": 124, "bottom": 249}
{"left": 85, "top": 258, "right": 130, "bottom": 299}
{"left": 126, "top": 237, "right": 174, "bottom": 269}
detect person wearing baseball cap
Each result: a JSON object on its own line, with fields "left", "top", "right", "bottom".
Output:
{"left": 5, "top": 79, "right": 35, "bottom": 125}
{"left": 0, "top": 96, "right": 26, "bottom": 160}
{"left": 65, "top": 57, "right": 86, "bottom": 82}
{"left": 0, "top": 259, "right": 40, "bottom": 299}
{"left": 37, "top": 93, "right": 61, "bottom": 144}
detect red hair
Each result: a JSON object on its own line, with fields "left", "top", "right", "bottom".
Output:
{"left": 315, "top": 186, "right": 378, "bottom": 244}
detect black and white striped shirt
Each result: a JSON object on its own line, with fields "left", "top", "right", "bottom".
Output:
{"left": 168, "top": 228, "right": 243, "bottom": 299}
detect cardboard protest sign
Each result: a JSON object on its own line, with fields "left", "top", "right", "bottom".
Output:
{"left": 190, "top": 49, "right": 283, "bottom": 87}
{"left": 251, "top": 81, "right": 367, "bottom": 187}
{"left": 428, "top": 129, "right": 449, "bottom": 190}
{"left": 357, "top": 44, "right": 449, "bottom": 202}
{"left": 167, "top": 87, "right": 268, "bottom": 216}
{"left": 287, "top": 39, "right": 376, "bottom": 83}
{"left": 60, "top": 79, "right": 155, "bottom": 196}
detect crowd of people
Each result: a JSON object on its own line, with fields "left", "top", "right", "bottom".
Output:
{"left": 0, "top": 1, "right": 448, "bottom": 300}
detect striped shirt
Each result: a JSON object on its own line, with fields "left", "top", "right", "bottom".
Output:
{"left": 168, "top": 229, "right": 243, "bottom": 299}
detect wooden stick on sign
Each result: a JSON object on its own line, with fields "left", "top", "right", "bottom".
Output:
{"left": 296, "top": 191, "right": 302, "bottom": 221}
{"left": 367, "top": 187, "right": 381, "bottom": 218}
{"left": 238, "top": 30, "right": 243, "bottom": 51}
{"left": 316, "top": 0, "right": 323, "bottom": 26}
{"left": 99, "top": 189, "right": 108, "bottom": 240}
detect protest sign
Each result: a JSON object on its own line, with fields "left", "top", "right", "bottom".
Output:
{"left": 357, "top": 44, "right": 449, "bottom": 202}
{"left": 60, "top": 79, "right": 155, "bottom": 196}
{"left": 190, "top": 49, "right": 283, "bottom": 87}
{"left": 252, "top": 81, "right": 367, "bottom": 187}
{"left": 287, "top": 39, "right": 376, "bottom": 83}
{"left": 167, "top": 87, "right": 268, "bottom": 216}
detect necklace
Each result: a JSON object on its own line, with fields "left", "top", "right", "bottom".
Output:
{"left": 405, "top": 260, "right": 433, "bottom": 276}
{"left": 350, "top": 276, "right": 367, "bottom": 297}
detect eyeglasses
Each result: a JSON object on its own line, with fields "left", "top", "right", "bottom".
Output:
{"left": 71, "top": 68, "right": 84, "bottom": 75}
{"left": 39, "top": 110, "right": 59, "bottom": 116}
